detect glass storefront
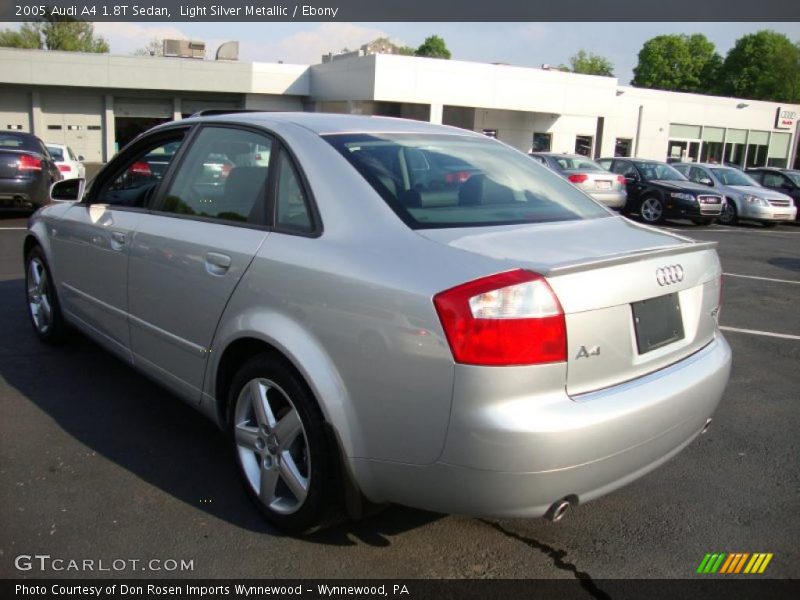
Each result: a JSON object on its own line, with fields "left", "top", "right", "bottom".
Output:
{"left": 667, "top": 124, "right": 792, "bottom": 167}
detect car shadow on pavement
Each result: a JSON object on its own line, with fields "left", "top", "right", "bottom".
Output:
{"left": 0, "top": 278, "right": 442, "bottom": 545}
{"left": 768, "top": 257, "right": 800, "bottom": 273}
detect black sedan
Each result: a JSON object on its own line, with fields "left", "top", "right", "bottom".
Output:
{"left": 0, "top": 131, "right": 61, "bottom": 212}
{"left": 746, "top": 167, "right": 800, "bottom": 220}
{"left": 597, "top": 157, "right": 723, "bottom": 225}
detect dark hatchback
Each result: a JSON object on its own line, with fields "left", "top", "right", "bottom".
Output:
{"left": 597, "top": 157, "right": 723, "bottom": 225}
{"left": 746, "top": 167, "right": 800, "bottom": 220}
{"left": 0, "top": 131, "right": 61, "bottom": 211}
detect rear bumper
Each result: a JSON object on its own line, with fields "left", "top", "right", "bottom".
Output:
{"left": 588, "top": 190, "right": 626, "bottom": 209}
{"left": 0, "top": 177, "right": 48, "bottom": 207}
{"left": 353, "top": 334, "right": 731, "bottom": 518}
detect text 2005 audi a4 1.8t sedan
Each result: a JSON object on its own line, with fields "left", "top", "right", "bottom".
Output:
{"left": 24, "top": 113, "right": 731, "bottom": 533}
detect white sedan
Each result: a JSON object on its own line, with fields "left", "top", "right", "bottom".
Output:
{"left": 45, "top": 143, "right": 86, "bottom": 181}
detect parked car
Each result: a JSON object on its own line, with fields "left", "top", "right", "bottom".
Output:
{"left": 597, "top": 157, "right": 723, "bottom": 225}
{"left": 0, "top": 131, "right": 61, "bottom": 211}
{"left": 46, "top": 143, "right": 86, "bottom": 181}
{"left": 529, "top": 152, "right": 626, "bottom": 209}
{"left": 25, "top": 113, "right": 730, "bottom": 533}
{"left": 745, "top": 167, "right": 800, "bottom": 221}
{"left": 673, "top": 163, "right": 796, "bottom": 227}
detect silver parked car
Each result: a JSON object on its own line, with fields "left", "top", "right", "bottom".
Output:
{"left": 673, "top": 162, "right": 797, "bottom": 227}
{"left": 24, "top": 113, "right": 731, "bottom": 533}
{"left": 529, "top": 152, "right": 627, "bottom": 209}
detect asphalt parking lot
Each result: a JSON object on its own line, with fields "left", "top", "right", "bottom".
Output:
{"left": 0, "top": 214, "right": 798, "bottom": 583}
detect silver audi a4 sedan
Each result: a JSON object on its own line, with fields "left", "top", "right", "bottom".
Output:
{"left": 24, "top": 113, "right": 731, "bottom": 533}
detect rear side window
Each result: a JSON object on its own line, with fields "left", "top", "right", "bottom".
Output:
{"left": 161, "top": 127, "right": 272, "bottom": 224}
{"left": 762, "top": 172, "right": 786, "bottom": 188}
{"left": 324, "top": 133, "right": 609, "bottom": 229}
{"left": 275, "top": 151, "right": 313, "bottom": 233}
{"left": 47, "top": 146, "right": 65, "bottom": 161}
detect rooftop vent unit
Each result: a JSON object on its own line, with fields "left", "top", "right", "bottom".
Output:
{"left": 216, "top": 41, "right": 239, "bottom": 61}
{"left": 163, "top": 39, "right": 206, "bottom": 59}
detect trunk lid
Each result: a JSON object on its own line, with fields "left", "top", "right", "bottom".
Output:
{"left": 419, "top": 216, "right": 722, "bottom": 395}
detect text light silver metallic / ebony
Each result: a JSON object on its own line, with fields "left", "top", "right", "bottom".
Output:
{"left": 23, "top": 112, "right": 731, "bottom": 533}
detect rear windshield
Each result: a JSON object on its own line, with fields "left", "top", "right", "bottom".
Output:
{"left": 0, "top": 133, "right": 41, "bottom": 153}
{"left": 324, "top": 133, "right": 610, "bottom": 229}
{"left": 47, "top": 146, "right": 65, "bottom": 161}
{"left": 552, "top": 156, "right": 604, "bottom": 171}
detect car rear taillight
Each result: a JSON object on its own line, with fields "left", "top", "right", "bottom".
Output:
{"left": 616, "top": 175, "right": 626, "bottom": 185}
{"left": 18, "top": 154, "right": 42, "bottom": 172}
{"left": 129, "top": 161, "right": 152, "bottom": 176}
{"left": 445, "top": 171, "right": 474, "bottom": 184}
{"left": 433, "top": 269, "right": 566, "bottom": 366}
{"left": 58, "top": 164, "right": 72, "bottom": 173}
{"left": 567, "top": 173, "right": 588, "bottom": 184}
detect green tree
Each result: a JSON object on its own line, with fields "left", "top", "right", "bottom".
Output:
{"left": 632, "top": 34, "right": 721, "bottom": 93}
{"left": 0, "top": 22, "right": 42, "bottom": 48}
{"left": 717, "top": 30, "right": 800, "bottom": 103}
{"left": 415, "top": 35, "right": 451, "bottom": 59}
{"left": 568, "top": 50, "right": 614, "bottom": 76}
{"left": 0, "top": 17, "right": 108, "bottom": 53}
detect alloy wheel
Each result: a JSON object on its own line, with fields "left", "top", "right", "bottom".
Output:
{"left": 640, "top": 197, "right": 663, "bottom": 223}
{"left": 233, "top": 378, "right": 310, "bottom": 515}
{"left": 27, "top": 257, "right": 52, "bottom": 334}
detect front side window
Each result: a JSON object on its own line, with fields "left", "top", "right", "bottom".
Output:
{"left": 762, "top": 172, "right": 786, "bottom": 188}
{"left": 93, "top": 133, "right": 185, "bottom": 208}
{"left": 161, "top": 127, "right": 272, "bottom": 224}
{"left": 325, "top": 133, "right": 610, "bottom": 229}
{"left": 611, "top": 161, "right": 636, "bottom": 178}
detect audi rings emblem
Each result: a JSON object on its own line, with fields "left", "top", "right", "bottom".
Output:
{"left": 656, "top": 264, "right": 684, "bottom": 286}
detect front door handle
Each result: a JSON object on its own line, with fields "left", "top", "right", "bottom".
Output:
{"left": 110, "top": 231, "right": 126, "bottom": 251}
{"left": 205, "top": 252, "right": 232, "bottom": 276}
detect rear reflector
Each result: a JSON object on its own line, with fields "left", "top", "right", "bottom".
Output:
{"left": 18, "top": 154, "right": 42, "bottom": 172}
{"left": 433, "top": 269, "right": 567, "bottom": 366}
{"left": 567, "top": 173, "right": 589, "bottom": 184}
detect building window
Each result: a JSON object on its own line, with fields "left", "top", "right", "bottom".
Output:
{"left": 532, "top": 132, "right": 551, "bottom": 152}
{"left": 723, "top": 129, "right": 747, "bottom": 167}
{"left": 614, "top": 138, "right": 632, "bottom": 157}
{"left": 47, "top": 125, "right": 62, "bottom": 130}
{"left": 87, "top": 125, "right": 102, "bottom": 131}
{"left": 746, "top": 131, "right": 770, "bottom": 168}
{"left": 767, "top": 132, "right": 791, "bottom": 168}
{"left": 575, "top": 135, "right": 593, "bottom": 157}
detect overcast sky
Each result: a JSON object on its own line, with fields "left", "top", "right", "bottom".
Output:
{"left": 6, "top": 21, "right": 800, "bottom": 83}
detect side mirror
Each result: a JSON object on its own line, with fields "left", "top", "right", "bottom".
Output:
{"left": 78, "top": 155, "right": 85, "bottom": 161}
{"left": 699, "top": 178, "right": 714, "bottom": 186}
{"left": 50, "top": 178, "right": 85, "bottom": 203}
{"left": 781, "top": 181, "right": 795, "bottom": 191}
{"left": 625, "top": 175, "right": 639, "bottom": 183}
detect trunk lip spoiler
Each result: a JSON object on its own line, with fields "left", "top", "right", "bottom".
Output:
{"left": 545, "top": 240, "right": 718, "bottom": 277}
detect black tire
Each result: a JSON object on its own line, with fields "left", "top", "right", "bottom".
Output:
{"left": 24, "top": 245, "right": 67, "bottom": 343}
{"left": 762, "top": 221, "right": 778, "bottom": 228}
{"left": 227, "top": 353, "right": 342, "bottom": 534}
{"left": 719, "top": 201, "right": 738, "bottom": 226}
{"left": 639, "top": 196, "right": 666, "bottom": 224}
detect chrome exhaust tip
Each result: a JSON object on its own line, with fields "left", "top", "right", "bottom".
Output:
{"left": 701, "top": 418, "right": 712, "bottom": 434}
{"left": 546, "top": 499, "right": 571, "bottom": 522}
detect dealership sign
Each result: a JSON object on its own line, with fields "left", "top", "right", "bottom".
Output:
{"left": 775, "top": 107, "right": 797, "bottom": 130}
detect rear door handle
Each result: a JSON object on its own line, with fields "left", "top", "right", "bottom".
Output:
{"left": 205, "top": 252, "right": 232, "bottom": 276}
{"left": 110, "top": 231, "right": 126, "bottom": 251}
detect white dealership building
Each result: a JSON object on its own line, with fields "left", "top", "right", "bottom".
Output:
{"left": 1, "top": 46, "right": 798, "bottom": 168}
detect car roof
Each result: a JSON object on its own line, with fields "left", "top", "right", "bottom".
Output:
{"left": 531, "top": 152, "right": 588, "bottom": 159}
{"left": 171, "top": 111, "right": 482, "bottom": 137}
{"left": 674, "top": 163, "right": 732, "bottom": 169}
{"left": 599, "top": 157, "right": 666, "bottom": 164}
